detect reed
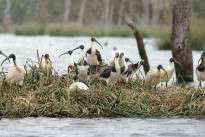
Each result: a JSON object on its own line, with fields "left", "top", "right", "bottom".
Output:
{"left": 0, "top": 67, "right": 204, "bottom": 118}
{"left": 1, "top": 22, "right": 205, "bottom": 50}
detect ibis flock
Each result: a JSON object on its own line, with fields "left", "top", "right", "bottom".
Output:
{"left": 0, "top": 37, "right": 204, "bottom": 92}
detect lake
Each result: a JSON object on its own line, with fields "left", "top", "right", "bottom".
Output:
{"left": 0, "top": 117, "right": 205, "bottom": 137}
{"left": 0, "top": 34, "right": 204, "bottom": 137}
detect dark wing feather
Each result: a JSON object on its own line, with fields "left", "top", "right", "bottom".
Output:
{"left": 197, "top": 64, "right": 205, "bottom": 72}
{"left": 100, "top": 66, "right": 112, "bottom": 78}
{"left": 86, "top": 48, "right": 91, "bottom": 55}
{"left": 96, "top": 50, "right": 102, "bottom": 63}
{"left": 120, "top": 66, "right": 125, "bottom": 73}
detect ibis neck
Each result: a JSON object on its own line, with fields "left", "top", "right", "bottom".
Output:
{"left": 114, "top": 58, "right": 120, "bottom": 73}
{"left": 91, "top": 42, "right": 96, "bottom": 54}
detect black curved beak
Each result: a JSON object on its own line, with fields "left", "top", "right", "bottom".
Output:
{"left": 93, "top": 39, "right": 103, "bottom": 49}
{"left": 72, "top": 45, "right": 83, "bottom": 51}
{"left": 59, "top": 51, "right": 72, "bottom": 58}
{"left": 0, "top": 51, "right": 8, "bottom": 59}
{"left": 125, "top": 58, "right": 133, "bottom": 64}
{"left": 1, "top": 57, "right": 10, "bottom": 66}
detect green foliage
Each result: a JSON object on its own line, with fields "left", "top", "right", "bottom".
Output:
{"left": 158, "top": 25, "right": 205, "bottom": 51}
{"left": 14, "top": 23, "right": 45, "bottom": 35}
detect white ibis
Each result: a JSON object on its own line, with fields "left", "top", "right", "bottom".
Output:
{"left": 144, "top": 65, "right": 168, "bottom": 89}
{"left": 40, "top": 54, "right": 53, "bottom": 76}
{"left": 160, "top": 58, "right": 183, "bottom": 87}
{"left": 59, "top": 50, "right": 75, "bottom": 73}
{"left": 86, "top": 37, "right": 103, "bottom": 73}
{"left": 76, "top": 65, "right": 90, "bottom": 83}
{"left": 123, "top": 60, "right": 144, "bottom": 82}
{"left": 196, "top": 52, "right": 205, "bottom": 87}
{"left": 68, "top": 76, "right": 89, "bottom": 92}
{"left": 1, "top": 54, "right": 26, "bottom": 86}
{"left": 100, "top": 52, "right": 121, "bottom": 84}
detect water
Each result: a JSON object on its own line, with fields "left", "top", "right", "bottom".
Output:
{"left": 0, "top": 118, "right": 204, "bottom": 137}
{"left": 0, "top": 34, "right": 202, "bottom": 80}
{"left": 0, "top": 34, "right": 204, "bottom": 136}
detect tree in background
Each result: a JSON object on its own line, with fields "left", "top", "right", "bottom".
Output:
{"left": 3, "top": 0, "right": 11, "bottom": 32}
{"left": 63, "top": 0, "right": 71, "bottom": 22}
{"left": 78, "top": 0, "right": 87, "bottom": 25}
{"left": 171, "top": 0, "right": 193, "bottom": 83}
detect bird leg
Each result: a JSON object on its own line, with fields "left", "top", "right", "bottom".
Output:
{"left": 166, "top": 82, "right": 168, "bottom": 87}
{"left": 198, "top": 81, "right": 202, "bottom": 88}
{"left": 154, "top": 85, "right": 157, "bottom": 90}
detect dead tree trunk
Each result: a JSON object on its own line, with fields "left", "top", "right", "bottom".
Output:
{"left": 171, "top": 0, "right": 193, "bottom": 83}
{"left": 126, "top": 18, "right": 150, "bottom": 74}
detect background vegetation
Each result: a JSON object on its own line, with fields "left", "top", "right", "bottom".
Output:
{"left": 0, "top": 0, "right": 204, "bottom": 50}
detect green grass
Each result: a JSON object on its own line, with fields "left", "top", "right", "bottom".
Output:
{"left": 14, "top": 23, "right": 45, "bottom": 35}
{"left": 0, "top": 21, "right": 204, "bottom": 50}
{"left": 0, "top": 66, "right": 205, "bottom": 118}
{"left": 13, "top": 23, "right": 132, "bottom": 37}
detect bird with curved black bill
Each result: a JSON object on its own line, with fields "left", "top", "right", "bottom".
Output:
{"left": 86, "top": 37, "right": 103, "bottom": 74}
{"left": 145, "top": 65, "right": 168, "bottom": 90}
{"left": 59, "top": 45, "right": 88, "bottom": 76}
{"left": 100, "top": 52, "right": 120, "bottom": 85}
{"left": 123, "top": 60, "right": 144, "bottom": 82}
{"left": 196, "top": 52, "right": 205, "bottom": 87}
{"left": 160, "top": 57, "right": 182, "bottom": 87}
{"left": 40, "top": 54, "right": 53, "bottom": 79}
{"left": 1, "top": 54, "right": 26, "bottom": 86}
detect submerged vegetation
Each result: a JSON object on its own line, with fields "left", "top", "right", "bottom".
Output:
{"left": 0, "top": 69, "right": 205, "bottom": 119}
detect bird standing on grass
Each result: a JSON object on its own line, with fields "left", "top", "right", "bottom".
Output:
{"left": 1, "top": 54, "right": 26, "bottom": 86}
{"left": 76, "top": 65, "right": 90, "bottom": 83}
{"left": 124, "top": 60, "right": 144, "bottom": 82}
{"left": 40, "top": 54, "right": 53, "bottom": 77}
{"left": 59, "top": 49, "right": 75, "bottom": 73}
{"left": 196, "top": 52, "right": 205, "bottom": 87}
{"left": 144, "top": 65, "right": 168, "bottom": 89}
{"left": 86, "top": 37, "right": 103, "bottom": 73}
{"left": 160, "top": 58, "right": 178, "bottom": 87}
{"left": 100, "top": 52, "right": 121, "bottom": 84}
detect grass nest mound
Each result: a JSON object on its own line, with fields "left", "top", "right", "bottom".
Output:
{"left": 0, "top": 68, "right": 205, "bottom": 119}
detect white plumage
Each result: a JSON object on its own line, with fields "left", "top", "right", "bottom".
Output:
{"left": 144, "top": 65, "right": 166, "bottom": 89}
{"left": 86, "top": 37, "right": 103, "bottom": 66}
{"left": 1, "top": 54, "right": 26, "bottom": 86}
{"left": 196, "top": 70, "right": 205, "bottom": 82}
{"left": 196, "top": 62, "right": 205, "bottom": 87}
{"left": 6, "top": 66, "right": 26, "bottom": 86}
{"left": 40, "top": 54, "right": 53, "bottom": 75}
{"left": 160, "top": 58, "right": 175, "bottom": 86}
{"left": 77, "top": 65, "right": 90, "bottom": 82}
{"left": 69, "top": 81, "right": 89, "bottom": 91}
